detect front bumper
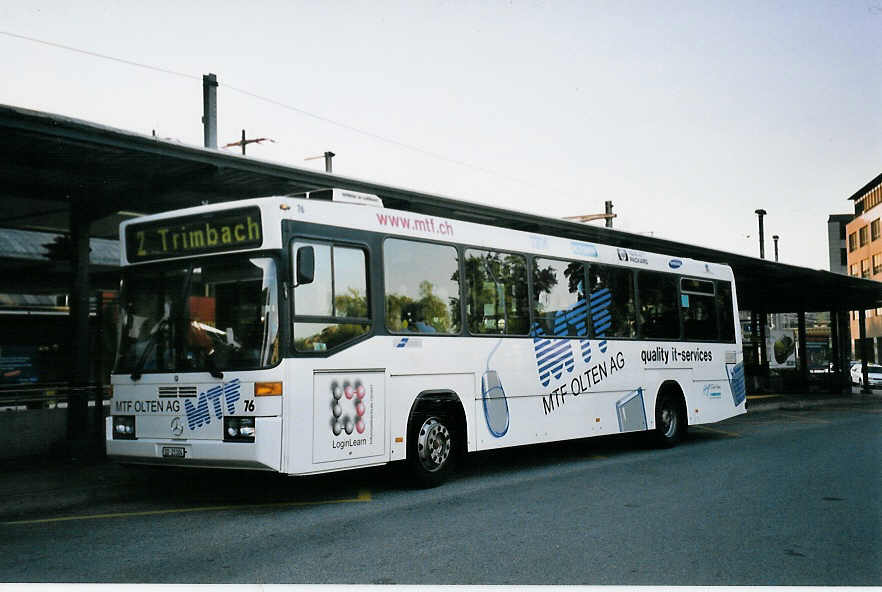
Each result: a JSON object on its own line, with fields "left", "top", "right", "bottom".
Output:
{"left": 106, "top": 416, "right": 282, "bottom": 471}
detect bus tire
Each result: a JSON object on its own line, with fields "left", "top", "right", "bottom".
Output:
{"left": 653, "top": 390, "right": 686, "bottom": 447}
{"left": 407, "top": 413, "right": 456, "bottom": 488}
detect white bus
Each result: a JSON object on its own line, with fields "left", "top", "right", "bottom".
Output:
{"left": 107, "top": 188, "right": 746, "bottom": 486}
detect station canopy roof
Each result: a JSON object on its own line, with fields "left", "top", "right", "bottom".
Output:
{"left": 0, "top": 102, "right": 879, "bottom": 313}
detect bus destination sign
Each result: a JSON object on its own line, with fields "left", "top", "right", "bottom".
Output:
{"left": 125, "top": 207, "right": 263, "bottom": 262}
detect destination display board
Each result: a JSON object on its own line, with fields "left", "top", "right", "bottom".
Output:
{"left": 125, "top": 207, "right": 263, "bottom": 262}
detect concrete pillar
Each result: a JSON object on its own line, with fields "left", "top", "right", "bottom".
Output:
{"left": 67, "top": 204, "right": 91, "bottom": 443}
{"left": 859, "top": 309, "right": 871, "bottom": 394}
{"left": 839, "top": 310, "right": 853, "bottom": 392}
{"left": 750, "top": 312, "right": 759, "bottom": 366}
{"left": 759, "top": 310, "right": 768, "bottom": 376}
{"left": 830, "top": 309, "right": 840, "bottom": 394}
{"left": 747, "top": 311, "right": 759, "bottom": 392}
{"left": 797, "top": 311, "right": 809, "bottom": 388}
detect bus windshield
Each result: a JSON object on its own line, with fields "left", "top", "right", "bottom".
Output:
{"left": 115, "top": 256, "right": 279, "bottom": 376}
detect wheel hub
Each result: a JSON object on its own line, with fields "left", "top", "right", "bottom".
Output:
{"left": 417, "top": 417, "right": 451, "bottom": 472}
{"left": 661, "top": 406, "right": 677, "bottom": 438}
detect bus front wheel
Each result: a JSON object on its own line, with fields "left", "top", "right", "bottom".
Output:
{"left": 407, "top": 414, "right": 455, "bottom": 487}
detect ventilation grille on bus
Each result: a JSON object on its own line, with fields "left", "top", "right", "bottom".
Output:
{"left": 157, "top": 386, "right": 198, "bottom": 398}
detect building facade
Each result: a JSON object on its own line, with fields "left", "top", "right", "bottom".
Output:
{"left": 828, "top": 214, "right": 851, "bottom": 275}
{"left": 846, "top": 173, "right": 882, "bottom": 361}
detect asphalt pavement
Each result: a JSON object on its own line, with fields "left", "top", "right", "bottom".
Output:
{"left": 0, "top": 387, "right": 878, "bottom": 523}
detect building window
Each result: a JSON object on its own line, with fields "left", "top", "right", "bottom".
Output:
{"left": 873, "top": 219, "right": 881, "bottom": 241}
{"left": 859, "top": 226, "right": 869, "bottom": 247}
{"left": 861, "top": 258, "right": 870, "bottom": 278}
{"left": 849, "top": 232, "right": 857, "bottom": 252}
{"left": 874, "top": 254, "right": 882, "bottom": 275}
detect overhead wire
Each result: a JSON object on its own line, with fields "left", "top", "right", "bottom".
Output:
{"left": 0, "top": 29, "right": 580, "bottom": 201}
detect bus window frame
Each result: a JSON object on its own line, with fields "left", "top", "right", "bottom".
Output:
{"left": 288, "top": 236, "right": 374, "bottom": 357}
{"left": 635, "top": 268, "right": 683, "bottom": 342}
{"left": 463, "top": 247, "right": 532, "bottom": 337}
{"left": 679, "top": 276, "right": 720, "bottom": 342}
{"left": 381, "top": 235, "right": 465, "bottom": 337}
{"left": 115, "top": 250, "right": 286, "bottom": 374}
{"left": 529, "top": 255, "right": 590, "bottom": 339}
{"left": 715, "top": 280, "right": 738, "bottom": 344}
{"left": 284, "top": 222, "right": 740, "bottom": 350}
{"left": 585, "top": 261, "right": 640, "bottom": 342}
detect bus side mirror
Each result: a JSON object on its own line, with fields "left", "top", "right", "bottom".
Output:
{"left": 296, "top": 246, "right": 315, "bottom": 286}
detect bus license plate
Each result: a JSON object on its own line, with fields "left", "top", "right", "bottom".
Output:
{"left": 162, "top": 446, "right": 186, "bottom": 458}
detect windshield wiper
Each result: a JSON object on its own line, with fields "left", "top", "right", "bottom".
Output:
{"left": 130, "top": 316, "right": 169, "bottom": 381}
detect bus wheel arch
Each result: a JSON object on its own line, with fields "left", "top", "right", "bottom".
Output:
{"left": 405, "top": 390, "right": 467, "bottom": 487}
{"left": 653, "top": 380, "right": 687, "bottom": 447}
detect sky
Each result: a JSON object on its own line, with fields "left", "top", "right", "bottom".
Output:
{"left": 1, "top": 0, "right": 880, "bottom": 270}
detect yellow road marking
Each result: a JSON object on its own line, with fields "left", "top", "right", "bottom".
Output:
{"left": 3, "top": 489, "right": 372, "bottom": 526}
{"left": 747, "top": 394, "right": 782, "bottom": 400}
{"left": 778, "top": 413, "right": 832, "bottom": 424}
{"left": 692, "top": 425, "right": 740, "bottom": 437}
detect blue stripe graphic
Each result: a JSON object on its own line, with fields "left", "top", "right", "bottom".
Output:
{"left": 579, "top": 339, "right": 592, "bottom": 363}
{"left": 532, "top": 321, "right": 575, "bottom": 387}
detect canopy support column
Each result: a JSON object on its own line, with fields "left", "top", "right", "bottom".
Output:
{"left": 859, "top": 309, "right": 871, "bottom": 394}
{"left": 66, "top": 203, "right": 92, "bottom": 446}
{"left": 830, "top": 309, "right": 841, "bottom": 394}
{"left": 797, "top": 311, "right": 809, "bottom": 388}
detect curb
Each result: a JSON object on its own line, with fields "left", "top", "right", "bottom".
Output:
{"left": 746, "top": 392, "right": 882, "bottom": 413}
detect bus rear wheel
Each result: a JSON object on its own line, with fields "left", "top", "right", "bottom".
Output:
{"left": 653, "top": 393, "right": 686, "bottom": 447}
{"left": 408, "top": 414, "right": 455, "bottom": 487}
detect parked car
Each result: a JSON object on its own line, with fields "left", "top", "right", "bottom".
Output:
{"left": 850, "top": 362, "right": 882, "bottom": 388}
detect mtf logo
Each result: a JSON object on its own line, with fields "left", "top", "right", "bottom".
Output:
{"left": 184, "top": 379, "right": 241, "bottom": 431}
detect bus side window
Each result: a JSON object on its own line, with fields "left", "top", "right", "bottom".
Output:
{"left": 293, "top": 242, "right": 333, "bottom": 317}
{"left": 464, "top": 249, "right": 529, "bottom": 335}
{"left": 292, "top": 241, "right": 370, "bottom": 353}
{"left": 532, "top": 258, "right": 588, "bottom": 337}
{"left": 383, "top": 238, "right": 461, "bottom": 334}
{"left": 588, "top": 264, "right": 637, "bottom": 339}
{"left": 717, "top": 281, "right": 737, "bottom": 343}
{"left": 681, "top": 278, "right": 717, "bottom": 342}
{"left": 637, "top": 271, "right": 680, "bottom": 340}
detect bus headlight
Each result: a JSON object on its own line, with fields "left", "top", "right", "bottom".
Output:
{"left": 113, "top": 416, "right": 136, "bottom": 440}
{"left": 224, "top": 417, "right": 255, "bottom": 442}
